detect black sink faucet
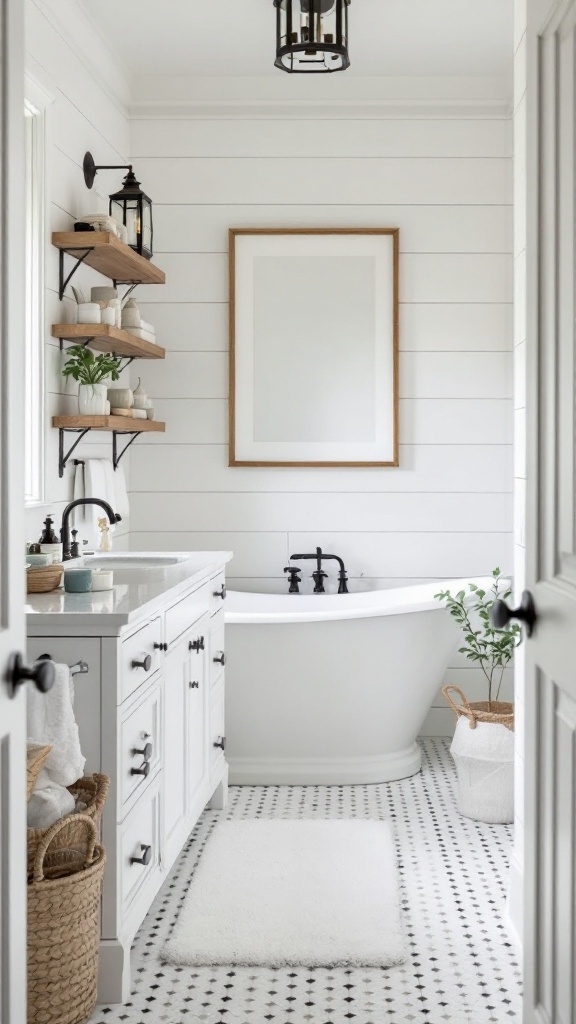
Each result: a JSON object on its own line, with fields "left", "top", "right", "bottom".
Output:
{"left": 288, "top": 546, "right": 349, "bottom": 594}
{"left": 61, "top": 499, "right": 121, "bottom": 561}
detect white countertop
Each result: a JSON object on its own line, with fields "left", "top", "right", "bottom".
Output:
{"left": 26, "top": 552, "right": 233, "bottom": 635}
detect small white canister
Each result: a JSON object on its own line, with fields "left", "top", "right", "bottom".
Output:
{"left": 91, "top": 569, "right": 114, "bottom": 591}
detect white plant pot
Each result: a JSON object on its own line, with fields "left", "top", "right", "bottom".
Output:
{"left": 450, "top": 717, "right": 515, "bottom": 824}
{"left": 78, "top": 383, "right": 107, "bottom": 416}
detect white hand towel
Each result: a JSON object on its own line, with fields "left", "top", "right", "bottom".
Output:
{"left": 113, "top": 464, "right": 130, "bottom": 520}
{"left": 27, "top": 662, "right": 86, "bottom": 828}
{"left": 71, "top": 461, "right": 86, "bottom": 530}
{"left": 83, "top": 459, "right": 109, "bottom": 532}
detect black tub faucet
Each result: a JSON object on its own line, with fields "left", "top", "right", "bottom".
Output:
{"left": 61, "top": 498, "right": 121, "bottom": 560}
{"left": 289, "top": 546, "right": 349, "bottom": 594}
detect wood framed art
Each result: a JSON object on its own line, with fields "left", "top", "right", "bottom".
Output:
{"left": 229, "top": 228, "right": 399, "bottom": 468}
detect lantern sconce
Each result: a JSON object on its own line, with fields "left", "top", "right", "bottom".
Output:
{"left": 83, "top": 151, "right": 154, "bottom": 261}
{"left": 274, "top": 0, "right": 351, "bottom": 74}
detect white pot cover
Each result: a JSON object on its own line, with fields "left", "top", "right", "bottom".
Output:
{"left": 450, "top": 717, "right": 514, "bottom": 824}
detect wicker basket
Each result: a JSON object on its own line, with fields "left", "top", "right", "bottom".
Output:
{"left": 26, "top": 743, "right": 52, "bottom": 800}
{"left": 27, "top": 814, "right": 106, "bottom": 1024}
{"left": 27, "top": 564, "right": 64, "bottom": 594}
{"left": 442, "top": 684, "right": 514, "bottom": 731}
{"left": 27, "top": 773, "right": 109, "bottom": 880}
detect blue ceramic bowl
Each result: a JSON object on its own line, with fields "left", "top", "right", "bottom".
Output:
{"left": 64, "top": 568, "right": 93, "bottom": 593}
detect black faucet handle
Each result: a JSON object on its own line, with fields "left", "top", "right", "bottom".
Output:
{"left": 114, "top": 513, "right": 122, "bottom": 523}
{"left": 284, "top": 566, "right": 301, "bottom": 579}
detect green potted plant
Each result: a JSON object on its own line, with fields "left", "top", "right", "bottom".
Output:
{"left": 435, "top": 568, "right": 522, "bottom": 823}
{"left": 62, "top": 346, "right": 122, "bottom": 416}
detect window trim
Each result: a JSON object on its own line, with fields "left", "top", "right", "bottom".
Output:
{"left": 24, "top": 72, "right": 53, "bottom": 507}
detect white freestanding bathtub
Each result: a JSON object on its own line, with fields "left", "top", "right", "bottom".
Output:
{"left": 223, "top": 579, "right": 487, "bottom": 785}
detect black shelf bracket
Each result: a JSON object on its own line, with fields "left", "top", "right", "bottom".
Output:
{"left": 112, "top": 430, "right": 140, "bottom": 469}
{"left": 58, "top": 428, "right": 90, "bottom": 477}
{"left": 59, "top": 247, "right": 93, "bottom": 301}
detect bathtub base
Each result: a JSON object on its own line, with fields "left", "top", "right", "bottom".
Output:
{"left": 228, "top": 742, "right": 422, "bottom": 786}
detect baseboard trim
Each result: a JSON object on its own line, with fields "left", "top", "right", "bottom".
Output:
{"left": 228, "top": 743, "right": 422, "bottom": 785}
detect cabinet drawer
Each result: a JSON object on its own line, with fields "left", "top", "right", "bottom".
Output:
{"left": 209, "top": 609, "right": 226, "bottom": 688}
{"left": 120, "top": 680, "right": 162, "bottom": 813}
{"left": 209, "top": 679, "right": 225, "bottom": 775}
{"left": 165, "top": 584, "right": 209, "bottom": 647}
{"left": 120, "top": 779, "right": 161, "bottom": 912}
{"left": 121, "top": 617, "right": 162, "bottom": 703}
{"left": 210, "top": 571, "right": 227, "bottom": 616}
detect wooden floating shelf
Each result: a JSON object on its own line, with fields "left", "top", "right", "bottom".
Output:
{"left": 52, "top": 231, "right": 166, "bottom": 286}
{"left": 53, "top": 416, "right": 165, "bottom": 433}
{"left": 52, "top": 324, "right": 166, "bottom": 360}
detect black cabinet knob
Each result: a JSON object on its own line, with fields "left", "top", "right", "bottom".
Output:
{"left": 189, "top": 637, "right": 205, "bottom": 653}
{"left": 213, "top": 651, "right": 226, "bottom": 666}
{"left": 130, "top": 844, "right": 152, "bottom": 866}
{"left": 7, "top": 653, "right": 55, "bottom": 699}
{"left": 213, "top": 584, "right": 226, "bottom": 600}
{"left": 133, "top": 742, "right": 153, "bottom": 760}
{"left": 189, "top": 680, "right": 200, "bottom": 689}
{"left": 213, "top": 736, "right": 226, "bottom": 751}
{"left": 130, "top": 760, "right": 151, "bottom": 778}
{"left": 153, "top": 642, "right": 168, "bottom": 652}
{"left": 132, "top": 654, "right": 152, "bottom": 671}
{"left": 491, "top": 590, "right": 537, "bottom": 638}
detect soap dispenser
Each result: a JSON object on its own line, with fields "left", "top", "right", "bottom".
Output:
{"left": 39, "top": 515, "right": 63, "bottom": 563}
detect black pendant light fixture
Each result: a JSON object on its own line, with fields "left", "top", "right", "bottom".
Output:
{"left": 83, "top": 152, "right": 154, "bottom": 260}
{"left": 274, "top": 0, "right": 351, "bottom": 73}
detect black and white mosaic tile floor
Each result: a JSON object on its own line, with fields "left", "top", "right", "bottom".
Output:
{"left": 91, "top": 739, "right": 522, "bottom": 1024}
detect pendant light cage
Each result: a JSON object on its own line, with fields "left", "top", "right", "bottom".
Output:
{"left": 274, "top": 0, "right": 351, "bottom": 74}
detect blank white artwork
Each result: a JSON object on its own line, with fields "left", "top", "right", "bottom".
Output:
{"left": 231, "top": 232, "right": 397, "bottom": 465}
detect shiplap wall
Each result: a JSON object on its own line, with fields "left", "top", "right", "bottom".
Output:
{"left": 23, "top": 0, "right": 132, "bottom": 549}
{"left": 129, "top": 111, "right": 514, "bottom": 735}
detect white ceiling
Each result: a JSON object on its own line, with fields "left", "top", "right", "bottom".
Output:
{"left": 78, "top": 0, "right": 513, "bottom": 80}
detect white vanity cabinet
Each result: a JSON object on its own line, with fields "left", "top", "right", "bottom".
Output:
{"left": 27, "top": 555, "right": 230, "bottom": 1005}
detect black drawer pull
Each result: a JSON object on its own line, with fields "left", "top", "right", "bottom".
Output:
{"left": 189, "top": 680, "right": 200, "bottom": 689}
{"left": 130, "top": 844, "right": 152, "bottom": 866}
{"left": 213, "top": 736, "right": 226, "bottom": 751}
{"left": 213, "top": 651, "right": 226, "bottom": 666}
{"left": 132, "top": 654, "right": 152, "bottom": 672}
{"left": 213, "top": 584, "right": 226, "bottom": 600}
{"left": 130, "top": 760, "right": 151, "bottom": 778}
{"left": 133, "top": 742, "right": 153, "bottom": 760}
{"left": 153, "top": 642, "right": 168, "bottom": 652}
{"left": 189, "top": 637, "right": 205, "bottom": 653}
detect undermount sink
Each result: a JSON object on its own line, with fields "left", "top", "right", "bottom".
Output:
{"left": 85, "top": 554, "right": 190, "bottom": 570}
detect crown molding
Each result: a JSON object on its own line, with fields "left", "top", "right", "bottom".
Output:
{"left": 130, "top": 74, "right": 512, "bottom": 119}
{"left": 130, "top": 98, "right": 512, "bottom": 120}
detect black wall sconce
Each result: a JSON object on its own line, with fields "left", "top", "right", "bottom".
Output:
{"left": 274, "top": 0, "right": 351, "bottom": 73}
{"left": 83, "top": 151, "right": 154, "bottom": 260}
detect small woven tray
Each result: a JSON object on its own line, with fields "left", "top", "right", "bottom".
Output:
{"left": 27, "top": 564, "right": 64, "bottom": 594}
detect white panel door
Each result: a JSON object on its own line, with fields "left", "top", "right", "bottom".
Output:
{"left": 520, "top": 1, "right": 576, "bottom": 1021}
{"left": 0, "top": 1, "right": 34, "bottom": 1021}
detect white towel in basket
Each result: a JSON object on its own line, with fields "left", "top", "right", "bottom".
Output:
{"left": 27, "top": 662, "right": 85, "bottom": 828}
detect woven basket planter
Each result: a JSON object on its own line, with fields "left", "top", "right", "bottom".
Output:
{"left": 27, "top": 814, "right": 106, "bottom": 1024}
{"left": 442, "top": 685, "right": 515, "bottom": 824}
{"left": 27, "top": 774, "right": 109, "bottom": 880}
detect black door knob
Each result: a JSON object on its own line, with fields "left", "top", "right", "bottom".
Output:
{"left": 133, "top": 742, "right": 153, "bottom": 760}
{"left": 491, "top": 590, "right": 537, "bottom": 638}
{"left": 213, "top": 736, "right": 226, "bottom": 751}
{"left": 189, "top": 637, "right": 205, "bottom": 653}
{"left": 132, "top": 654, "right": 152, "bottom": 671}
{"left": 189, "top": 680, "right": 200, "bottom": 689}
{"left": 130, "top": 844, "right": 152, "bottom": 866}
{"left": 130, "top": 760, "right": 151, "bottom": 778}
{"left": 213, "top": 584, "right": 227, "bottom": 600}
{"left": 7, "top": 653, "right": 55, "bottom": 699}
{"left": 213, "top": 652, "right": 226, "bottom": 666}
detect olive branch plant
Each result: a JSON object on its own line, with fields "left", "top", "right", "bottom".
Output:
{"left": 435, "top": 568, "right": 522, "bottom": 706}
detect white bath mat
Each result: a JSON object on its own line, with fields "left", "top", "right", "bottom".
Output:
{"left": 163, "top": 819, "right": 407, "bottom": 968}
